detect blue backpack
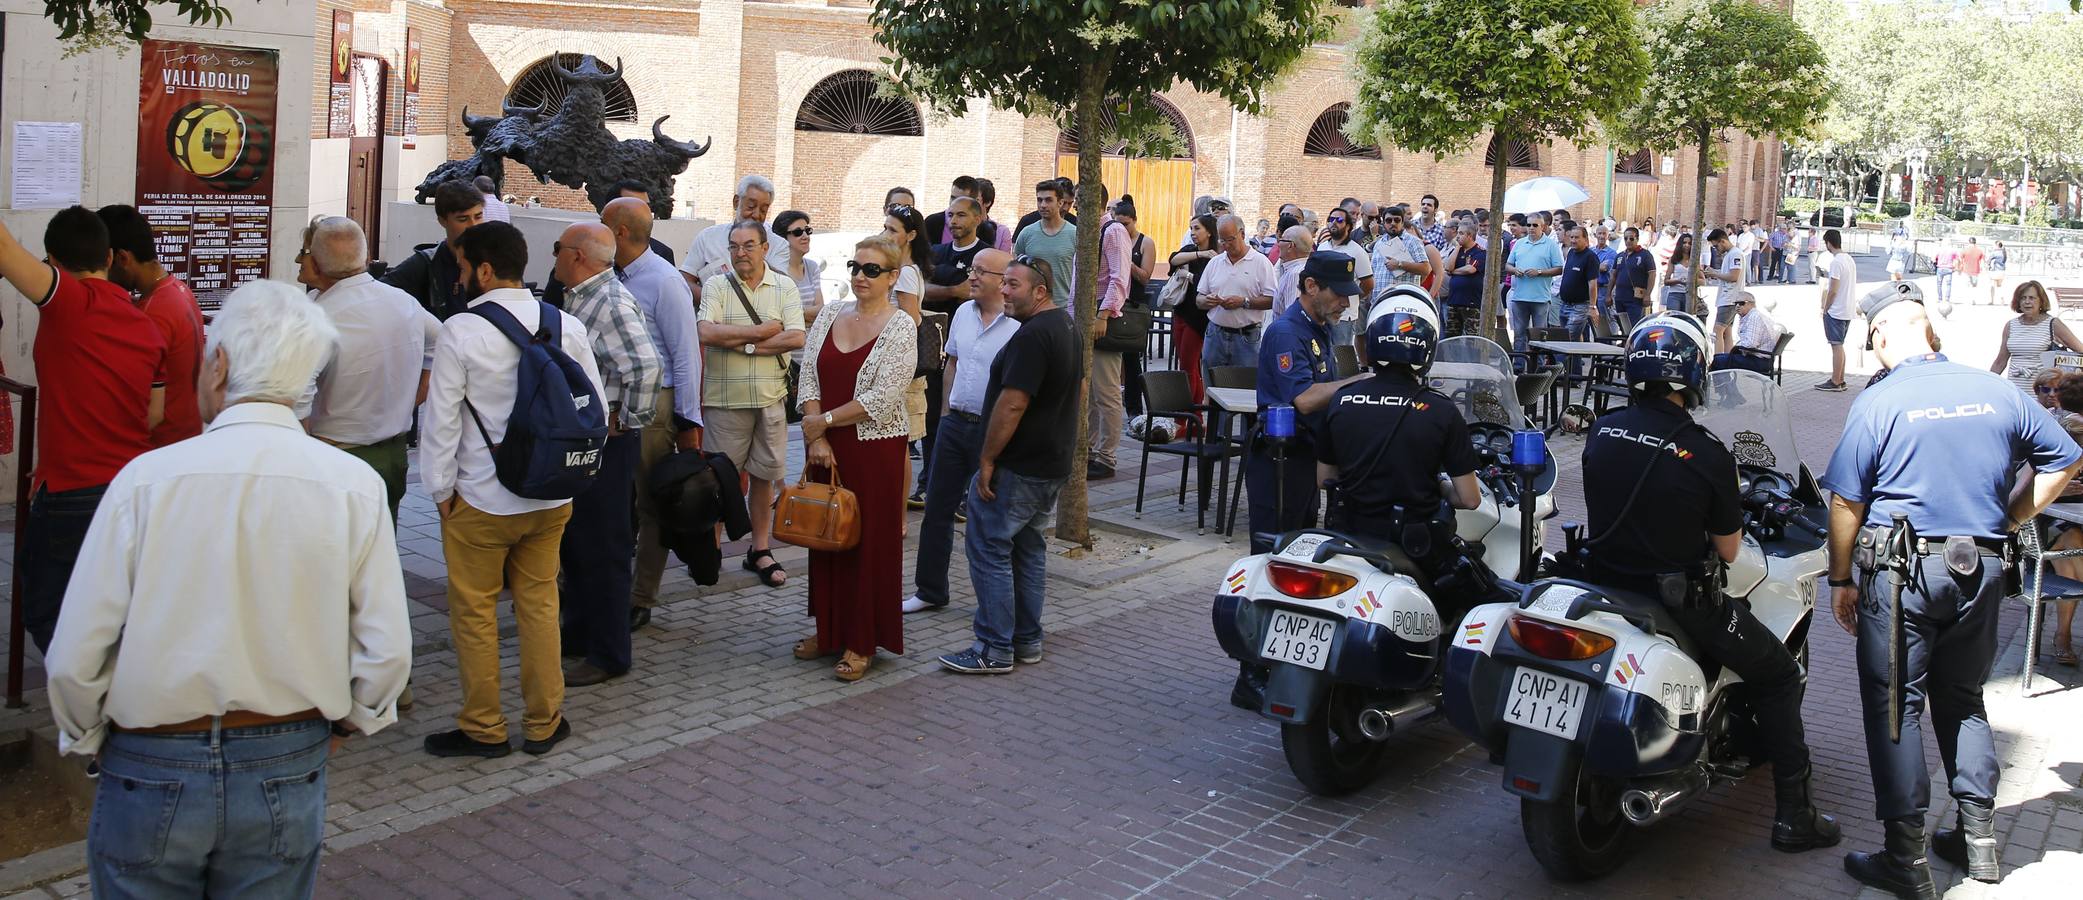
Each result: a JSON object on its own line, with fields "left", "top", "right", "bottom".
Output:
{"left": 464, "top": 301, "right": 608, "bottom": 500}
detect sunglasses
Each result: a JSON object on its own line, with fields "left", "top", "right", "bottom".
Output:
{"left": 889, "top": 204, "right": 915, "bottom": 217}
{"left": 2038, "top": 384, "right": 2058, "bottom": 395}
{"left": 785, "top": 226, "right": 814, "bottom": 238}
{"left": 846, "top": 260, "right": 896, "bottom": 278}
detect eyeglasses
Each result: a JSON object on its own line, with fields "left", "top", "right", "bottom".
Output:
{"left": 551, "top": 241, "right": 564, "bottom": 256}
{"left": 846, "top": 260, "right": 896, "bottom": 278}
{"left": 973, "top": 267, "right": 1006, "bottom": 278}
{"left": 785, "top": 226, "right": 814, "bottom": 238}
{"left": 2038, "top": 384, "right": 2058, "bottom": 395}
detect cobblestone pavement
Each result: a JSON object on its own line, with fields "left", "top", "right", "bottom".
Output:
{"left": 6, "top": 285, "right": 2082, "bottom": 898}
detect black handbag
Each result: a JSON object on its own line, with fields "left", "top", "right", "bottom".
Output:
{"left": 915, "top": 311, "right": 949, "bottom": 378}
{"left": 1095, "top": 303, "right": 1151, "bottom": 354}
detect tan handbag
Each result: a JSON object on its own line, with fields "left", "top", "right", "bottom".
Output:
{"left": 773, "top": 469, "right": 861, "bottom": 552}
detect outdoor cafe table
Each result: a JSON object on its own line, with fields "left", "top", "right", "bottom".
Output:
{"left": 1207, "top": 387, "right": 1257, "bottom": 539}
{"left": 1529, "top": 340, "right": 1625, "bottom": 419}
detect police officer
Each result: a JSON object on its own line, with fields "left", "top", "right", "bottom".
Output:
{"left": 1578, "top": 312, "right": 1841, "bottom": 854}
{"left": 1316, "top": 287, "right": 1487, "bottom": 596}
{"left": 1244, "top": 250, "right": 1365, "bottom": 554}
{"left": 1823, "top": 286, "right": 2082, "bottom": 899}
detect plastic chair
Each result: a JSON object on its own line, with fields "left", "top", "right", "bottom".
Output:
{"left": 1769, "top": 330, "right": 1796, "bottom": 384}
{"left": 1135, "top": 370, "right": 1243, "bottom": 533}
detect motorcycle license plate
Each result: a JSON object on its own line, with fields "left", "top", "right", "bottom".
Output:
{"left": 1505, "top": 668, "right": 1589, "bottom": 740}
{"left": 1260, "top": 609, "right": 1337, "bottom": 671}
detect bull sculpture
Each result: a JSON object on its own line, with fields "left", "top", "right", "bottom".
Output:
{"left": 414, "top": 55, "right": 709, "bottom": 219}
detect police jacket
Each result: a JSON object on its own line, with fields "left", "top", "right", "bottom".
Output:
{"left": 1581, "top": 400, "right": 1741, "bottom": 576}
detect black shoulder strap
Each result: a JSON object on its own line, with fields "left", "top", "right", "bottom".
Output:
{"left": 726, "top": 276, "right": 763, "bottom": 325}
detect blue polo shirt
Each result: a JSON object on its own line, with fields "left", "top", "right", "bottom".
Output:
{"left": 1821, "top": 354, "right": 2081, "bottom": 539}
{"left": 1507, "top": 234, "right": 1563, "bottom": 304}
{"left": 1257, "top": 300, "right": 1337, "bottom": 435}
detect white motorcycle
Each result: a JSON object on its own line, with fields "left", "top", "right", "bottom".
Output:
{"left": 1210, "top": 337, "right": 1556, "bottom": 796}
{"left": 1442, "top": 370, "right": 1827, "bottom": 880}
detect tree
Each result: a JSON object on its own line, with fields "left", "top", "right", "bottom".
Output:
{"left": 1347, "top": 0, "right": 1645, "bottom": 343}
{"left": 872, "top": 0, "right": 1339, "bottom": 545}
{"left": 41, "top": 0, "right": 237, "bottom": 54}
{"left": 1612, "top": 0, "right": 1830, "bottom": 300}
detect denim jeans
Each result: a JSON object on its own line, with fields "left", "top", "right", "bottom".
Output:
{"left": 1561, "top": 303, "right": 1594, "bottom": 375}
{"left": 1936, "top": 270, "right": 1954, "bottom": 305}
{"left": 1200, "top": 325, "right": 1261, "bottom": 388}
{"left": 22, "top": 483, "right": 109, "bottom": 655}
{"left": 915, "top": 413, "right": 983, "bottom": 607}
{"left": 90, "top": 719, "right": 331, "bottom": 899}
{"left": 1327, "top": 318, "right": 1356, "bottom": 358}
{"left": 1508, "top": 301, "right": 1546, "bottom": 352}
{"left": 965, "top": 468, "right": 1065, "bottom": 658}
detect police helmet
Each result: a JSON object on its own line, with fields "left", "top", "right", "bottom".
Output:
{"left": 1624, "top": 312, "right": 1710, "bottom": 407}
{"left": 1363, "top": 285, "right": 1441, "bottom": 374}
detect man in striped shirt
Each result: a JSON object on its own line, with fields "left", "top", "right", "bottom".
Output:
{"left": 552, "top": 221, "right": 660, "bottom": 685}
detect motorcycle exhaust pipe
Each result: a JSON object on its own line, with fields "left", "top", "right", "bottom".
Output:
{"left": 1355, "top": 694, "right": 1441, "bottom": 742}
{"left": 1618, "top": 766, "right": 1709, "bottom": 827}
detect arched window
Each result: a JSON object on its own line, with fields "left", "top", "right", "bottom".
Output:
{"left": 794, "top": 69, "right": 923, "bottom": 136}
{"left": 506, "top": 54, "right": 638, "bottom": 122}
{"left": 1484, "top": 135, "right": 1539, "bottom": 170}
{"left": 1303, "top": 103, "right": 1381, "bottom": 160}
{"left": 1055, "top": 97, "right": 1196, "bottom": 159}
{"left": 1615, "top": 148, "right": 1654, "bottom": 176}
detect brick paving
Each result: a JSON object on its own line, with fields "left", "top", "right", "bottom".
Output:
{"left": 7, "top": 267, "right": 2083, "bottom": 897}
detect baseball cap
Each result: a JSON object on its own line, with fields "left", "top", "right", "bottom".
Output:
{"left": 1301, "top": 250, "right": 1361, "bottom": 298}
{"left": 1859, "top": 281, "right": 1928, "bottom": 320}
{"left": 1209, "top": 196, "right": 1232, "bottom": 212}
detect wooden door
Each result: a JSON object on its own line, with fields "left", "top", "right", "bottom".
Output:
{"left": 1611, "top": 179, "right": 1660, "bottom": 226}
{"left": 1057, "top": 155, "right": 1195, "bottom": 272}
{"left": 346, "top": 55, "right": 388, "bottom": 241}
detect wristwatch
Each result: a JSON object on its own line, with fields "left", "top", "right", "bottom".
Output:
{"left": 742, "top": 343, "right": 755, "bottom": 355}
{"left": 822, "top": 412, "right": 835, "bottom": 427}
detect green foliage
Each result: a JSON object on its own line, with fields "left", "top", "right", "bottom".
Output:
{"left": 1609, "top": 0, "right": 1830, "bottom": 165}
{"left": 44, "top": 0, "right": 238, "bottom": 56}
{"left": 1345, "top": 0, "right": 1645, "bottom": 158}
{"left": 1780, "top": 197, "right": 1821, "bottom": 215}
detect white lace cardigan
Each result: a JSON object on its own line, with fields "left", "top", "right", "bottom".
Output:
{"left": 796, "top": 300, "right": 918, "bottom": 441}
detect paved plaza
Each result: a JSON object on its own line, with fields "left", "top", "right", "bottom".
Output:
{"left": 4, "top": 258, "right": 2082, "bottom": 898}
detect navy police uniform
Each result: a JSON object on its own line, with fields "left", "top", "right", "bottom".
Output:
{"left": 1244, "top": 252, "right": 1356, "bottom": 553}
{"left": 1318, "top": 372, "right": 1476, "bottom": 562}
{"left": 1821, "top": 352, "right": 2081, "bottom": 823}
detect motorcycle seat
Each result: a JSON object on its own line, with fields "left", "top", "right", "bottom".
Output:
{"left": 1335, "top": 535, "right": 1434, "bottom": 597}
{"left": 1583, "top": 585, "right": 1707, "bottom": 664}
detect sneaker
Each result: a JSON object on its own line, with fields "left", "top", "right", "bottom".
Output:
{"left": 1014, "top": 642, "right": 1044, "bottom": 665}
{"left": 1087, "top": 460, "right": 1116, "bottom": 480}
{"left": 901, "top": 594, "right": 947, "bottom": 614}
{"left": 909, "top": 441, "right": 921, "bottom": 460}
{"left": 907, "top": 486, "right": 927, "bottom": 510}
{"left": 521, "top": 718, "right": 573, "bottom": 756}
{"left": 954, "top": 500, "right": 967, "bottom": 523}
{"left": 1816, "top": 381, "right": 1848, "bottom": 393}
{"left": 424, "top": 729, "right": 511, "bottom": 759}
{"left": 938, "top": 647, "right": 1014, "bottom": 674}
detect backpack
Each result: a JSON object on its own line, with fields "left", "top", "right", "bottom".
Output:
{"left": 463, "top": 301, "right": 608, "bottom": 500}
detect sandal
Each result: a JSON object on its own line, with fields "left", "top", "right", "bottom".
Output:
{"left": 793, "top": 637, "right": 834, "bottom": 661}
{"left": 2057, "top": 644, "right": 2078, "bottom": 667}
{"left": 834, "top": 650, "right": 874, "bottom": 682}
{"left": 745, "top": 548, "right": 787, "bottom": 588}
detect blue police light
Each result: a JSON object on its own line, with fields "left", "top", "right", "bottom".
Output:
{"left": 1511, "top": 429, "right": 1548, "bottom": 471}
{"left": 1265, "top": 404, "right": 1297, "bottom": 439}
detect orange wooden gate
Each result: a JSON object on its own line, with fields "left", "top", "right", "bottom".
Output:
{"left": 1057, "top": 155, "right": 1195, "bottom": 271}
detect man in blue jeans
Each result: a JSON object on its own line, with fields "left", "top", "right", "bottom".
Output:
{"left": 940, "top": 255, "right": 1084, "bottom": 673}
{"left": 45, "top": 281, "right": 412, "bottom": 898}
{"left": 907, "top": 248, "right": 1019, "bottom": 613}
{"left": 1505, "top": 212, "right": 1564, "bottom": 351}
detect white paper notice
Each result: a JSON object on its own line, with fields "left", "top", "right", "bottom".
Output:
{"left": 12, "top": 122, "right": 84, "bottom": 210}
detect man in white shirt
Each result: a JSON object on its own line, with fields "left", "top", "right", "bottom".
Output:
{"left": 420, "top": 222, "right": 605, "bottom": 760}
{"left": 1817, "top": 228, "right": 1858, "bottom": 392}
{"left": 1711, "top": 292, "right": 1783, "bottom": 374}
{"left": 1197, "top": 215, "right": 1277, "bottom": 388}
{"left": 679, "top": 173, "right": 791, "bottom": 300}
{"left": 474, "top": 176, "right": 511, "bottom": 223}
{"left": 906, "top": 248, "right": 1021, "bottom": 614}
{"left": 297, "top": 216, "right": 440, "bottom": 521}
{"left": 1272, "top": 224, "right": 1312, "bottom": 316}
{"left": 1704, "top": 227, "right": 1749, "bottom": 354}
{"left": 1317, "top": 208, "right": 1375, "bottom": 348}
{"left": 46, "top": 280, "right": 411, "bottom": 897}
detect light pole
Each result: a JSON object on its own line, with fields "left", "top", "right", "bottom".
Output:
{"left": 1906, "top": 146, "right": 1929, "bottom": 237}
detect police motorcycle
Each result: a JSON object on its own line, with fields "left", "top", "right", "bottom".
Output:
{"left": 1209, "top": 302, "right": 1558, "bottom": 796}
{"left": 1443, "top": 367, "right": 1829, "bottom": 879}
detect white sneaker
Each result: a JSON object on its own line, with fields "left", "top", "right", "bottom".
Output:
{"left": 902, "top": 594, "right": 944, "bottom": 614}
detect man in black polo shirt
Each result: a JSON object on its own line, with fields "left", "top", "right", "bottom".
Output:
{"left": 1610, "top": 227, "right": 1658, "bottom": 330}
{"left": 939, "top": 255, "right": 1083, "bottom": 675}
{"left": 1558, "top": 225, "right": 1604, "bottom": 343}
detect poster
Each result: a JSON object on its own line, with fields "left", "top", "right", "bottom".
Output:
{"left": 10, "top": 122, "right": 83, "bottom": 209}
{"left": 403, "top": 27, "right": 420, "bottom": 149}
{"left": 328, "top": 10, "right": 352, "bottom": 138}
{"left": 135, "top": 39, "right": 279, "bottom": 310}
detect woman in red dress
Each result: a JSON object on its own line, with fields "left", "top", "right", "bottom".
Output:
{"left": 794, "top": 235, "right": 918, "bottom": 681}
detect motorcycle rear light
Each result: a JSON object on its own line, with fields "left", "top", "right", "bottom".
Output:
{"left": 1511, "top": 775, "right": 1542, "bottom": 793}
{"left": 1269, "top": 703, "right": 1296, "bottom": 717}
{"left": 1507, "top": 615, "right": 1616, "bottom": 661}
{"left": 1265, "top": 561, "right": 1358, "bottom": 599}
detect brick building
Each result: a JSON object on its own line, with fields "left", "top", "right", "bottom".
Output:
{"left": 312, "top": 0, "right": 1784, "bottom": 259}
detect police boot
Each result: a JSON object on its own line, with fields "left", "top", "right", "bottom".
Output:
{"left": 1229, "top": 664, "right": 1269, "bottom": 711}
{"left": 1843, "top": 816, "right": 1939, "bottom": 900}
{"left": 1931, "top": 799, "right": 2001, "bottom": 883}
{"left": 1770, "top": 766, "right": 1842, "bottom": 852}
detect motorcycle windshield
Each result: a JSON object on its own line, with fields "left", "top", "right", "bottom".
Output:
{"left": 1428, "top": 336, "right": 1524, "bottom": 429}
{"left": 1693, "top": 370, "right": 1804, "bottom": 477}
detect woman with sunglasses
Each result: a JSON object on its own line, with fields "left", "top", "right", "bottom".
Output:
{"left": 795, "top": 236, "right": 919, "bottom": 682}
{"left": 1662, "top": 233, "right": 1695, "bottom": 313}
{"left": 773, "top": 210, "right": 823, "bottom": 322}
{"left": 1991, "top": 280, "right": 2083, "bottom": 396}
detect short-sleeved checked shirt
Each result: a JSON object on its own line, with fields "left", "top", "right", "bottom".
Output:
{"left": 698, "top": 267, "right": 804, "bottom": 409}
{"left": 564, "top": 266, "right": 661, "bottom": 431}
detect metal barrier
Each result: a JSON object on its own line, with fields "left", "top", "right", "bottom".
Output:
{"left": 2, "top": 376, "right": 35, "bottom": 709}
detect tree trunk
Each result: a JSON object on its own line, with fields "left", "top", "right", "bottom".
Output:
{"left": 1054, "top": 53, "right": 1114, "bottom": 547}
{"left": 1481, "top": 136, "right": 1509, "bottom": 344}
{"left": 1688, "top": 127, "right": 1708, "bottom": 306}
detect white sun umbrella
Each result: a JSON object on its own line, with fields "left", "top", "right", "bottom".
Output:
{"left": 1502, "top": 176, "right": 1592, "bottom": 215}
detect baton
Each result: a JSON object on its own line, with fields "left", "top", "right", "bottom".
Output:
{"left": 1884, "top": 513, "right": 1911, "bottom": 744}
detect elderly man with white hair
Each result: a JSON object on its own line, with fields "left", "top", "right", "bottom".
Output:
{"left": 551, "top": 220, "right": 659, "bottom": 684}
{"left": 46, "top": 279, "right": 413, "bottom": 898}
{"left": 1195, "top": 213, "right": 1276, "bottom": 385}
{"left": 298, "top": 216, "right": 440, "bottom": 521}
{"left": 680, "top": 173, "right": 791, "bottom": 299}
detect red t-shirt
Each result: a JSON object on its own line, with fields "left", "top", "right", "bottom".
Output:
{"left": 32, "top": 267, "right": 167, "bottom": 492}
{"left": 139, "top": 275, "right": 205, "bottom": 446}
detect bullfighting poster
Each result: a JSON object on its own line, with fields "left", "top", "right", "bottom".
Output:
{"left": 135, "top": 39, "right": 279, "bottom": 310}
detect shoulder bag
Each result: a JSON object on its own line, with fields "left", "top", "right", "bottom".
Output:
{"left": 726, "top": 276, "right": 803, "bottom": 423}
{"left": 773, "top": 468, "right": 861, "bottom": 552}
{"left": 915, "top": 310, "right": 949, "bottom": 378}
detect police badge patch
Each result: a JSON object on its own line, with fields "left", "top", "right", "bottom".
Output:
{"left": 1278, "top": 352, "right": 1294, "bottom": 372}
{"left": 1731, "top": 430, "right": 1776, "bottom": 468}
